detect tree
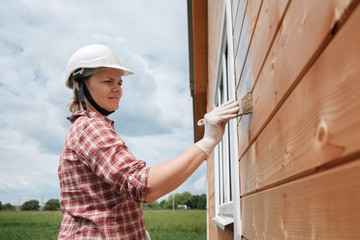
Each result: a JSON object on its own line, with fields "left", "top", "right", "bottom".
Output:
{"left": 179, "top": 192, "right": 192, "bottom": 207}
{"left": 3, "top": 203, "right": 16, "bottom": 211}
{"left": 21, "top": 200, "right": 40, "bottom": 211}
{"left": 142, "top": 201, "right": 160, "bottom": 210}
{"left": 0, "top": 201, "right": 2, "bottom": 211}
{"left": 159, "top": 200, "right": 166, "bottom": 209}
{"left": 43, "top": 199, "right": 60, "bottom": 211}
{"left": 197, "top": 194, "right": 206, "bottom": 210}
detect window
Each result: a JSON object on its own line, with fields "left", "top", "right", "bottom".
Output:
{"left": 212, "top": 1, "right": 242, "bottom": 237}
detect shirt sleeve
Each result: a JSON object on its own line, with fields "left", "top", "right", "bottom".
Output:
{"left": 73, "top": 118, "right": 150, "bottom": 203}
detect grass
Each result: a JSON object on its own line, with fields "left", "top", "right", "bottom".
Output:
{"left": 0, "top": 210, "right": 206, "bottom": 240}
{"left": 144, "top": 210, "right": 206, "bottom": 240}
{"left": 0, "top": 211, "right": 62, "bottom": 240}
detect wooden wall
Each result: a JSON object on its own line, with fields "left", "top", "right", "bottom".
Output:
{"left": 234, "top": 0, "right": 360, "bottom": 238}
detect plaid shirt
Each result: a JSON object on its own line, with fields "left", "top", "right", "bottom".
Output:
{"left": 58, "top": 110, "right": 150, "bottom": 239}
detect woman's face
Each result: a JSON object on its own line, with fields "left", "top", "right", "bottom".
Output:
{"left": 84, "top": 68, "right": 123, "bottom": 113}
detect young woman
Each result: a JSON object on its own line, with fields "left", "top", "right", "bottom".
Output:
{"left": 58, "top": 44, "right": 239, "bottom": 239}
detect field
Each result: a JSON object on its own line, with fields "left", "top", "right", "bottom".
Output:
{"left": 0, "top": 210, "right": 206, "bottom": 240}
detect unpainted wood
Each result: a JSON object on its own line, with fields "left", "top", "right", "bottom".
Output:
{"left": 190, "top": 0, "right": 208, "bottom": 142}
{"left": 250, "top": 0, "right": 289, "bottom": 83}
{"left": 238, "top": 0, "right": 354, "bottom": 157}
{"left": 242, "top": 159, "right": 360, "bottom": 239}
{"left": 240, "top": 3, "right": 360, "bottom": 195}
{"left": 208, "top": 0, "right": 225, "bottom": 109}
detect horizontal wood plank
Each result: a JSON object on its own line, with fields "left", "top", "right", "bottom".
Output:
{"left": 238, "top": 0, "right": 354, "bottom": 157}
{"left": 242, "top": 159, "right": 360, "bottom": 239}
{"left": 239, "top": 3, "right": 360, "bottom": 195}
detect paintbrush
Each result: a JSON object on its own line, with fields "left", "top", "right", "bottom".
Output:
{"left": 197, "top": 92, "right": 253, "bottom": 126}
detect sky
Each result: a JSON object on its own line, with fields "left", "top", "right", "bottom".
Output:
{"left": 0, "top": 0, "right": 207, "bottom": 205}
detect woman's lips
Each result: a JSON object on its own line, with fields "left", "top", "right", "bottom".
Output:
{"left": 109, "top": 97, "right": 120, "bottom": 100}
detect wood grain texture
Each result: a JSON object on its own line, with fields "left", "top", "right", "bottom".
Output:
{"left": 242, "top": 159, "right": 360, "bottom": 239}
{"left": 238, "top": 0, "right": 354, "bottom": 157}
{"left": 240, "top": 3, "right": 360, "bottom": 195}
{"left": 208, "top": 0, "right": 224, "bottom": 108}
{"left": 249, "top": 0, "right": 289, "bottom": 82}
{"left": 190, "top": 0, "right": 208, "bottom": 141}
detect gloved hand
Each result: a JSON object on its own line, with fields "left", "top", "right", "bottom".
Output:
{"left": 195, "top": 100, "right": 239, "bottom": 156}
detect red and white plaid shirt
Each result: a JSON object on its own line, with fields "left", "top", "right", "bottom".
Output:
{"left": 58, "top": 110, "right": 150, "bottom": 239}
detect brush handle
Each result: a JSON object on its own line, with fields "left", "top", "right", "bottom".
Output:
{"left": 197, "top": 113, "right": 246, "bottom": 127}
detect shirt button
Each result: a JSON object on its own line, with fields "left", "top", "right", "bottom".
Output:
{"left": 129, "top": 176, "right": 133, "bottom": 181}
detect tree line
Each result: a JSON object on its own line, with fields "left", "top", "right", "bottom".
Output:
{"left": 0, "top": 192, "right": 206, "bottom": 211}
{"left": 0, "top": 199, "right": 60, "bottom": 211}
{"left": 142, "top": 192, "right": 207, "bottom": 210}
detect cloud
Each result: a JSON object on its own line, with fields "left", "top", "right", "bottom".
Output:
{"left": 194, "top": 174, "right": 207, "bottom": 191}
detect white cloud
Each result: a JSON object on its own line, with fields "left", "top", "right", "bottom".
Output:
{"left": 194, "top": 174, "right": 207, "bottom": 191}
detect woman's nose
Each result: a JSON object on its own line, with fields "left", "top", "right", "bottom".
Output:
{"left": 112, "top": 84, "right": 121, "bottom": 92}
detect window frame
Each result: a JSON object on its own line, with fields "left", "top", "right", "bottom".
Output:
{"left": 211, "top": 0, "right": 242, "bottom": 238}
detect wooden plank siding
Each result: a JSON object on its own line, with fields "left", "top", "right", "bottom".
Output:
{"left": 237, "top": 0, "right": 360, "bottom": 238}
{"left": 240, "top": 2, "right": 360, "bottom": 196}
{"left": 237, "top": 0, "right": 355, "bottom": 158}
{"left": 249, "top": 0, "right": 290, "bottom": 84}
{"left": 242, "top": 158, "right": 360, "bottom": 239}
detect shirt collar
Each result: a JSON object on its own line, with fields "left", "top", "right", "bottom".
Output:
{"left": 67, "top": 110, "right": 114, "bottom": 127}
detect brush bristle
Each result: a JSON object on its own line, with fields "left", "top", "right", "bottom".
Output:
{"left": 240, "top": 92, "right": 253, "bottom": 115}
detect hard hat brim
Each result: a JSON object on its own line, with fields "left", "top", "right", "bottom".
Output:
{"left": 65, "top": 65, "right": 133, "bottom": 89}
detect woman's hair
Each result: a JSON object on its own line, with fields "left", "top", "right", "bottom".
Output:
{"left": 68, "top": 88, "right": 81, "bottom": 113}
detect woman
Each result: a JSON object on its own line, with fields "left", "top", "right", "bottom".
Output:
{"left": 58, "top": 44, "right": 239, "bottom": 239}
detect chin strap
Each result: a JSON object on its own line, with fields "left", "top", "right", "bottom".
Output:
{"left": 73, "top": 70, "right": 114, "bottom": 116}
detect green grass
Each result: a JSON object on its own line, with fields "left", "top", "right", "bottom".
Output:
{"left": 144, "top": 210, "right": 206, "bottom": 240}
{"left": 0, "top": 211, "right": 62, "bottom": 240}
{"left": 0, "top": 210, "right": 206, "bottom": 240}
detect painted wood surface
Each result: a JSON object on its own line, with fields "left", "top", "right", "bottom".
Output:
{"left": 242, "top": 159, "right": 360, "bottom": 239}
{"left": 239, "top": 1, "right": 360, "bottom": 196}
{"left": 234, "top": 0, "right": 262, "bottom": 85}
{"left": 238, "top": 0, "right": 354, "bottom": 158}
{"left": 233, "top": 0, "right": 247, "bottom": 64}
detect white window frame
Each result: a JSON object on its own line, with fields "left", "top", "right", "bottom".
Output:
{"left": 212, "top": 1, "right": 242, "bottom": 239}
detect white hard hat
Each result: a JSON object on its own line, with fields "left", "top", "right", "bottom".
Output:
{"left": 65, "top": 44, "right": 133, "bottom": 89}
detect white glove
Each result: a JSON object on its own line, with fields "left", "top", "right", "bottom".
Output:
{"left": 195, "top": 100, "right": 239, "bottom": 156}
